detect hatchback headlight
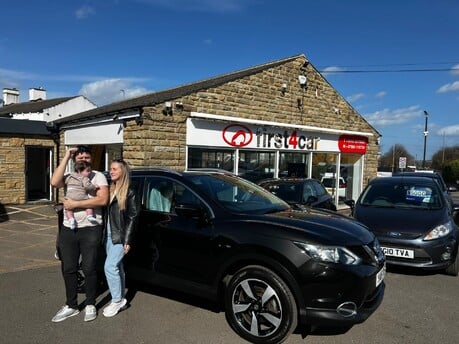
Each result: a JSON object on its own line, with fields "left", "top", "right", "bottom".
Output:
{"left": 294, "top": 242, "right": 362, "bottom": 265}
{"left": 423, "top": 221, "right": 453, "bottom": 241}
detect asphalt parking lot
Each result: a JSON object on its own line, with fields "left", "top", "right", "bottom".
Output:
{"left": 1, "top": 201, "right": 458, "bottom": 344}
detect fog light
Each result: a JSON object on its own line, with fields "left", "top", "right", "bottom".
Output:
{"left": 336, "top": 302, "right": 357, "bottom": 317}
{"left": 441, "top": 251, "right": 452, "bottom": 261}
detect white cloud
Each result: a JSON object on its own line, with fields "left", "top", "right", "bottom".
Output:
{"left": 0, "top": 68, "right": 38, "bottom": 80}
{"left": 346, "top": 93, "right": 364, "bottom": 102}
{"left": 437, "top": 81, "right": 459, "bottom": 93}
{"left": 375, "top": 91, "right": 386, "bottom": 98}
{"left": 75, "top": 5, "right": 96, "bottom": 19}
{"left": 203, "top": 38, "right": 213, "bottom": 45}
{"left": 436, "top": 124, "right": 459, "bottom": 136}
{"left": 452, "top": 64, "right": 459, "bottom": 75}
{"left": 79, "top": 79, "right": 149, "bottom": 106}
{"left": 364, "top": 105, "right": 422, "bottom": 127}
{"left": 320, "top": 66, "right": 345, "bottom": 76}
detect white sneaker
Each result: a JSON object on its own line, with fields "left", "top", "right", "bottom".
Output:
{"left": 87, "top": 215, "right": 99, "bottom": 224}
{"left": 69, "top": 218, "right": 76, "bottom": 230}
{"left": 84, "top": 305, "right": 97, "bottom": 322}
{"left": 52, "top": 305, "right": 79, "bottom": 322}
{"left": 103, "top": 298, "right": 127, "bottom": 317}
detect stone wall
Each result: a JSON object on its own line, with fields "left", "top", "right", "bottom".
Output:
{"left": 0, "top": 135, "right": 56, "bottom": 204}
{"left": 123, "top": 55, "right": 380, "bottom": 186}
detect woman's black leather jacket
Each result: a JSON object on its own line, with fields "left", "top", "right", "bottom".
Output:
{"left": 106, "top": 188, "right": 138, "bottom": 245}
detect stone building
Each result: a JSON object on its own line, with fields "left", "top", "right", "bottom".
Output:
{"left": 0, "top": 89, "right": 96, "bottom": 204}
{"left": 51, "top": 54, "right": 381, "bottom": 209}
{"left": 0, "top": 118, "right": 56, "bottom": 204}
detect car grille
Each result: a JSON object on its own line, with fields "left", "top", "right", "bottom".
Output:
{"left": 350, "top": 240, "right": 385, "bottom": 266}
{"left": 373, "top": 230, "right": 421, "bottom": 240}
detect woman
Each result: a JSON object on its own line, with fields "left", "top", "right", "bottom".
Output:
{"left": 103, "top": 159, "right": 138, "bottom": 317}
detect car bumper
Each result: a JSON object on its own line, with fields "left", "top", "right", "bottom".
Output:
{"left": 378, "top": 234, "right": 458, "bottom": 270}
{"left": 300, "top": 282, "right": 385, "bottom": 326}
{"left": 296, "top": 261, "right": 386, "bottom": 327}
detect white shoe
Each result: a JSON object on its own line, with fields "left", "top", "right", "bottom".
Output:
{"left": 103, "top": 298, "right": 127, "bottom": 317}
{"left": 87, "top": 215, "right": 99, "bottom": 224}
{"left": 84, "top": 305, "right": 97, "bottom": 322}
{"left": 52, "top": 305, "right": 79, "bottom": 322}
{"left": 69, "top": 218, "right": 76, "bottom": 230}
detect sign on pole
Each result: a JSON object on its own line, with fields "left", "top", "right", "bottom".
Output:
{"left": 399, "top": 156, "right": 407, "bottom": 169}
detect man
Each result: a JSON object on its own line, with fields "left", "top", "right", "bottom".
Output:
{"left": 50, "top": 145, "right": 109, "bottom": 322}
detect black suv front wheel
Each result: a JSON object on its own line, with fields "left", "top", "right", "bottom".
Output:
{"left": 224, "top": 265, "right": 298, "bottom": 344}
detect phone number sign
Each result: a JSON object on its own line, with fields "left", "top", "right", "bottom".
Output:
{"left": 338, "top": 135, "right": 368, "bottom": 154}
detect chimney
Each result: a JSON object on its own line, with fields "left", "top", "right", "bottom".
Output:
{"left": 3, "top": 88, "right": 20, "bottom": 105}
{"left": 29, "top": 87, "right": 46, "bottom": 101}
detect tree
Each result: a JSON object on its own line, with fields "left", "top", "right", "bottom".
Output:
{"left": 442, "top": 159, "right": 459, "bottom": 185}
{"left": 379, "top": 144, "right": 415, "bottom": 171}
{"left": 431, "top": 145, "right": 459, "bottom": 171}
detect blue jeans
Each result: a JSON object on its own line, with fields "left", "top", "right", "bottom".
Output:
{"left": 104, "top": 223, "right": 125, "bottom": 302}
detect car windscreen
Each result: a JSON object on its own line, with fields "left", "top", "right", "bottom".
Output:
{"left": 263, "top": 183, "right": 302, "bottom": 203}
{"left": 359, "top": 181, "right": 443, "bottom": 209}
{"left": 185, "top": 173, "right": 290, "bottom": 214}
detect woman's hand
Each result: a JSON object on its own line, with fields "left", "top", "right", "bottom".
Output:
{"left": 124, "top": 244, "right": 131, "bottom": 254}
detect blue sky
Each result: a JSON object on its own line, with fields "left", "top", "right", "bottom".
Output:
{"left": 1, "top": 0, "right": 458, "bottom": 161}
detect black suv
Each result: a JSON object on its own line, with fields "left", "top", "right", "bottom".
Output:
{"left": 258, "top": 177, "right": 337, "bottom": 211}
{"left": 125, "top": 168, "right": 385, "bottom": 343}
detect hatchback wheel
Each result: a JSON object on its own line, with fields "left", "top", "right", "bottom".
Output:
{"left": 224, "top": 265, "right": 297, "bottom": 344}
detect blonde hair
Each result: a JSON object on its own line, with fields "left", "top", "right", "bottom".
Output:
{"left": 110, "top": 159, "right": 131, "bottom": 211}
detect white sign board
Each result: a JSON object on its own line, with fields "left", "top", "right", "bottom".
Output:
{"left": 186, "top": 118, "right": 341, "bottom": 152}
{"left": 399, "top": 157, "right": 407, "bottom": 169}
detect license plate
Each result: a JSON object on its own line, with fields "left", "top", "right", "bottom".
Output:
{"left": 382, "top": 246, "right": 414, "bottom": 259}
{"left": 376, "top": 263, "right": 386, "bottom": 287}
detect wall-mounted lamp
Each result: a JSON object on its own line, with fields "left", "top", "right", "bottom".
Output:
{"left": 162, "top": 101, "right": 173, "bottom": 116}
{"left": 297, "top": 98, "right": 303, "bottom": 111}
{"left": 281, "top": 83, "right": 287, "bottom": 96}
{"left": 298, "top": 75, "right": 307, "bottom": 89}
{"left": 135, "top": 116, "right": 143, "bottom": 126}
{"left": 175, "top": 101, "right": 184, "bottom": 112}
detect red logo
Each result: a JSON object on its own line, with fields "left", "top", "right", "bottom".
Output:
{"left": 222, "top": 124, "right": 253, "bottom": 147}
{"left": 338, "top": 135, "right": 368, "bottom": 154}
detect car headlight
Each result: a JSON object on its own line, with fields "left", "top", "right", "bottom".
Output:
{"left": 294, "top": 242, "right": 362, "bottom": 265}
{"left": 423, "top": 221, "right": 453, "bottom": 241}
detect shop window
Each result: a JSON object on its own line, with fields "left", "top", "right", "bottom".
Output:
{"left": 238, "top": 151, "right": 275, "bottom": 183}
{"left": 188, "top": 148, "right": 234, "bottom": 171}
{"left": 279, "top": 152, "right": 310, "bottom": 178}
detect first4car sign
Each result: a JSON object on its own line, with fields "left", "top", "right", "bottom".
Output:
{"left": 187, "top": 117, "right": 369, "bottom": 154}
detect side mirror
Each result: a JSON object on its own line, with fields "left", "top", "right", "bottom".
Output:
{"left": 344, "top": 199, "right": 355, "bottom": 213}
{"left": 305, "top": 196, "right": 318, "bottom": 205}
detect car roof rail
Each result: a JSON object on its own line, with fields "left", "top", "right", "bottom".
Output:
{"left": 131, "top": 166, "right": 182, "bottom": 175}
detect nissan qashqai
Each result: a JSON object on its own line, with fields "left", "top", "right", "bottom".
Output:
{"left": 125, "top": 168, "right": 386, "bottom": 344}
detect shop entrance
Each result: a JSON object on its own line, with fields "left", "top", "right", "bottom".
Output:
{"left": 25, "top": 146, "right": 52, "bottom": 202}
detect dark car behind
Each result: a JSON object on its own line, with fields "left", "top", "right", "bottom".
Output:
{"left": 123, "top": 168, "right": 385, "bottom": 343}
{"left": 347, "top": 175, "right": 459, "bottom": 276}
{"left": 258, "top": 177, "right": 337, "bottom": 211}
{"left": 394, "top": 171, "right": 453, "bottom": 207}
